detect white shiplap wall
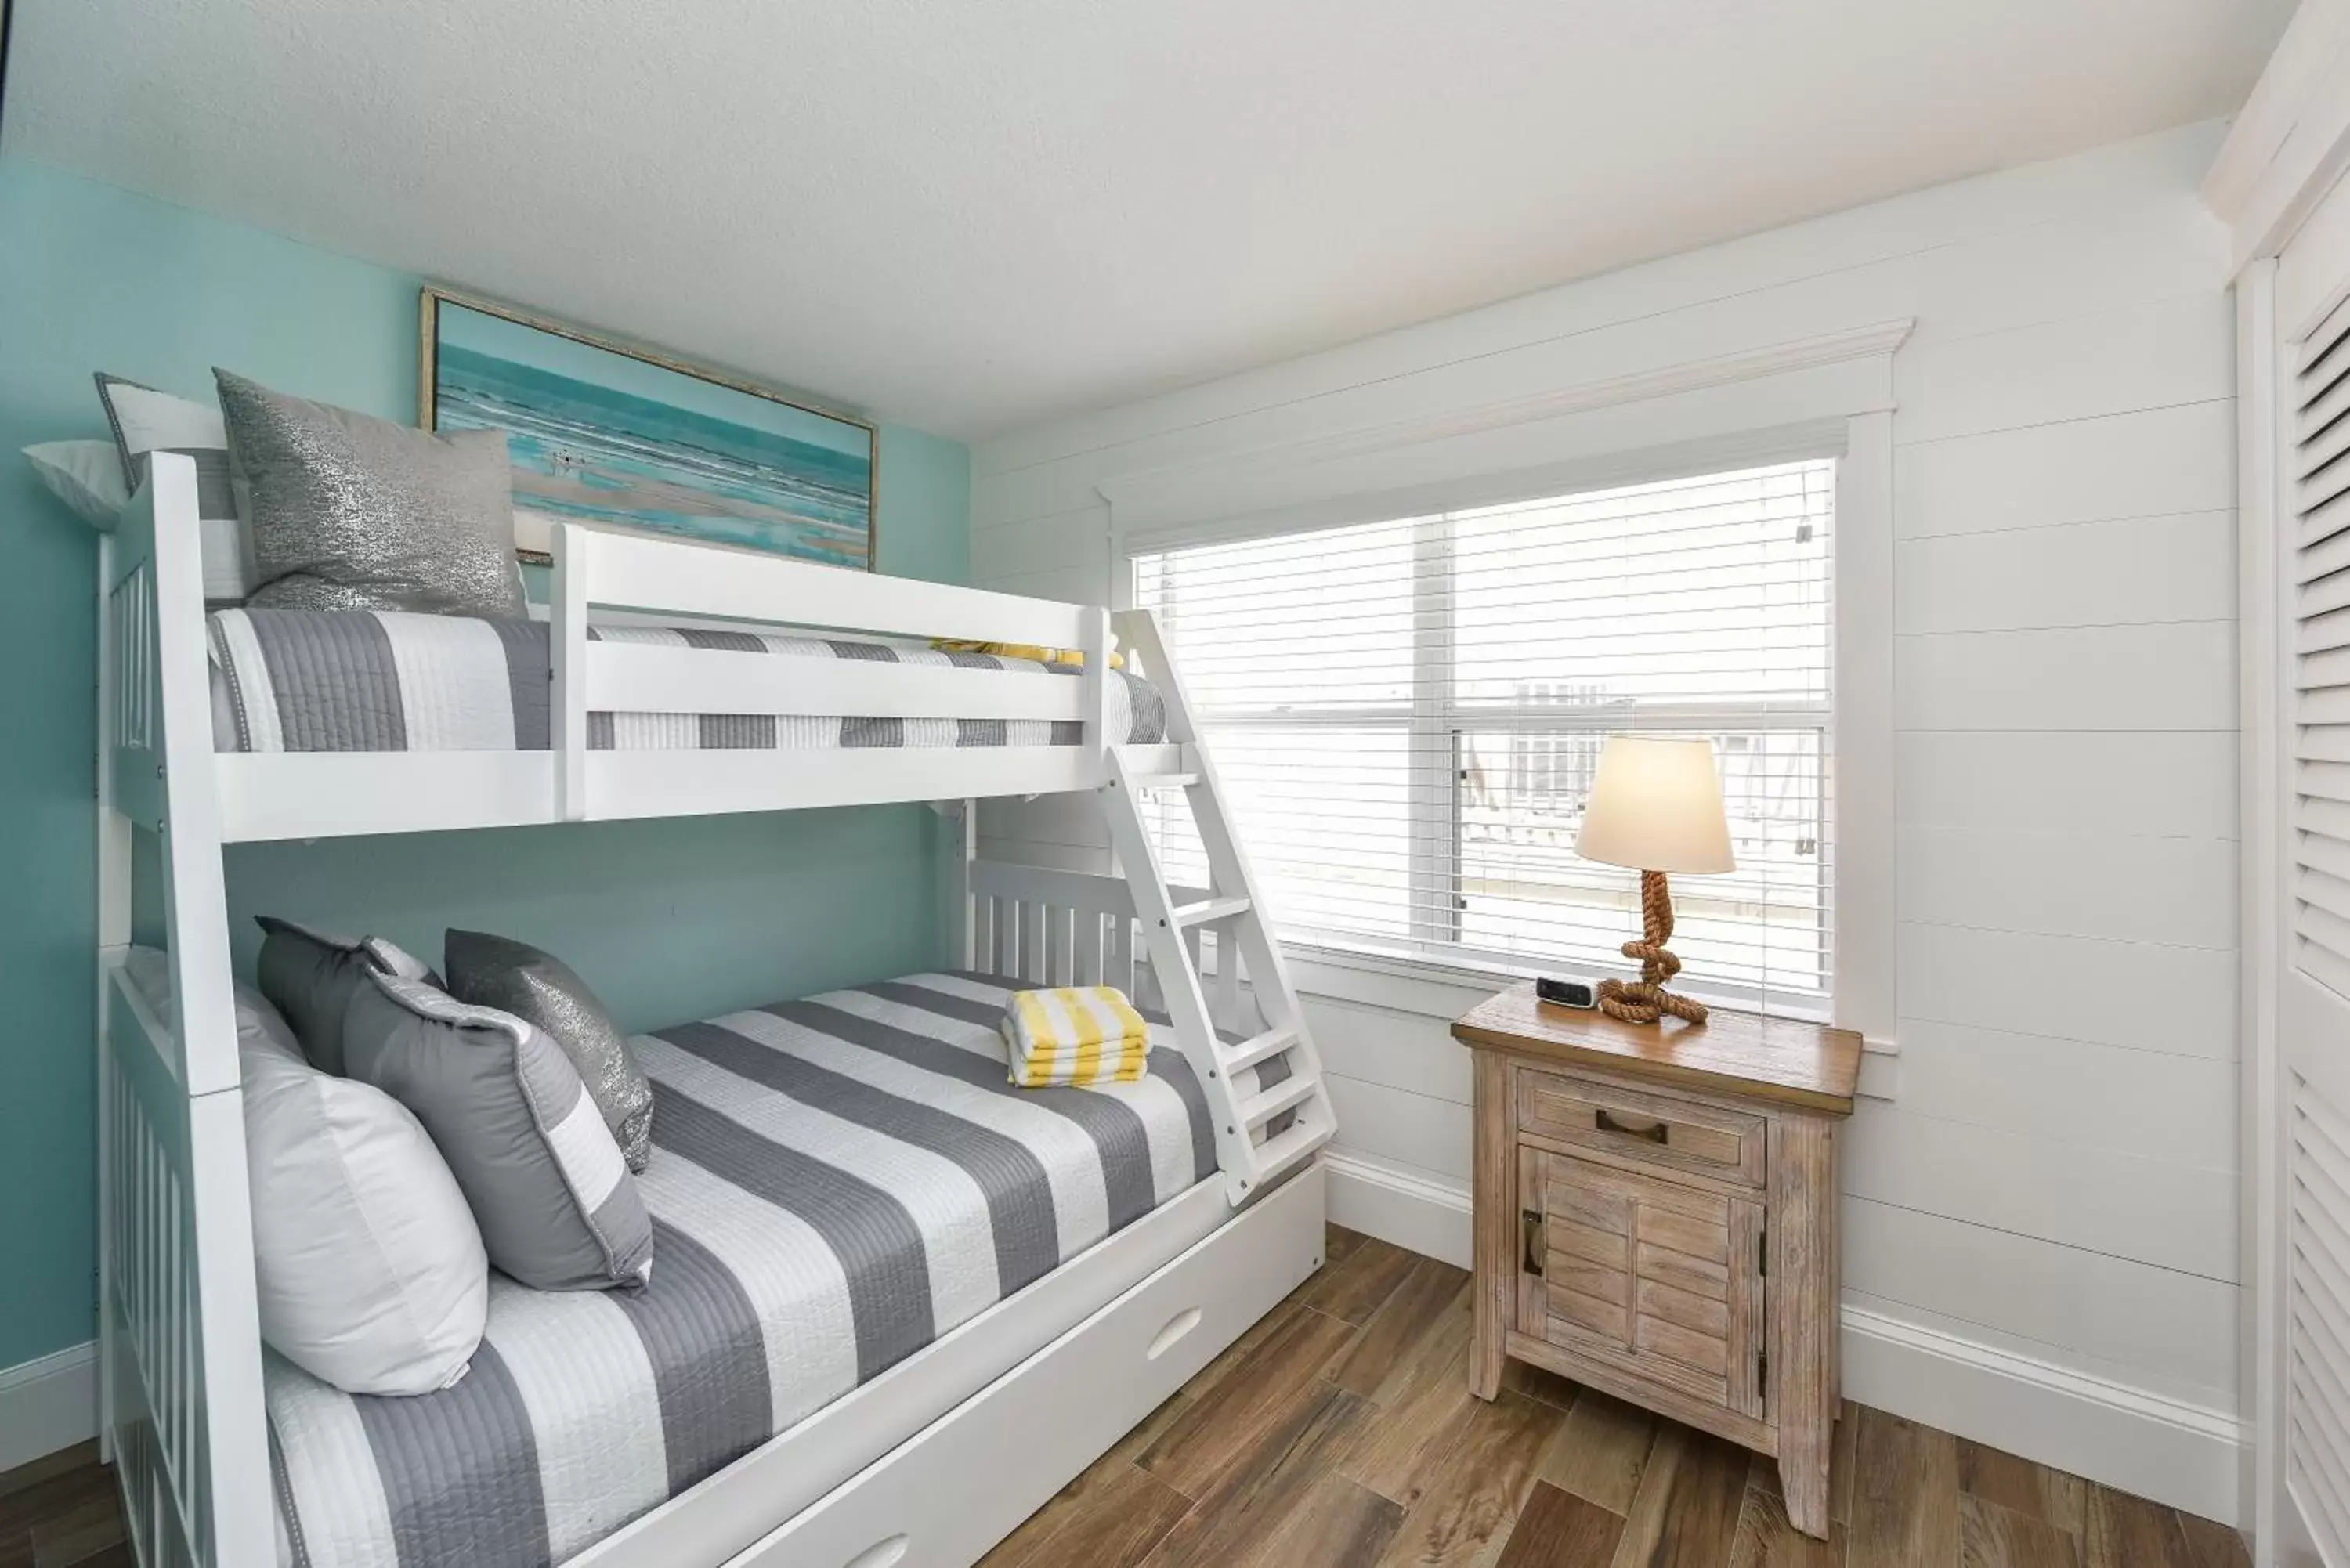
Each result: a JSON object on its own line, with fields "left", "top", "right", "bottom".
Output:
{"left": 967, "top": 122, "right": 2241, "bottom": 1512}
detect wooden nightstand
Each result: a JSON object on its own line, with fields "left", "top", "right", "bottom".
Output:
{"left": 1451, "top": 983, "right": 1860, "bottom": 1539}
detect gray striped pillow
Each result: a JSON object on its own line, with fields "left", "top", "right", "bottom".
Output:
{"left": 92, "top": 373, "right": 251, "bottom": 602}
{"left": 343, "top": 971, "right": 654, "bottom": 1293}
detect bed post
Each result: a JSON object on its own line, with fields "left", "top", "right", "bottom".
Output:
{"left": 959, "top": 798, "right": 978, "bottom": 970}
{"left": 143, "top": 477, "right": 239, "bottom": 1097}
{"left": 1080, "top": 606, "right": 1112, "bottom": 767}
{"left": 99, "top": 454, "right": 274, "bottom": 1568}
{"left": 95, "top": 526, "right": 125, "bottom": 1466}
{"left": 551, "top": 522, "right": 590, "bottom": 821}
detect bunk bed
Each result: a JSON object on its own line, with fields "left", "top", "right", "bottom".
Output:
{"left": 96, "top": 454, "right": 1336, "bottom": 1568}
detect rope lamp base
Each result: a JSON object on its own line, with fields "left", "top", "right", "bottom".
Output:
{"left": 1596, "top": 869, "right": 1708, "bottom": 1027}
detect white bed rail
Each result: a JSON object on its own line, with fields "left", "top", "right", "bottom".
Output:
{"left": 110, "top": 470, "right": 1170, "bottom": 840}
{"left": 963, "top": 859, "right": 1254, "bottom": 1033}
{"left": 96, "top": 455, "right": 273, "bottom": 1568}
{"left": 968, "top": 859, "right": 1144, "bottom": 992}
{"left": 548, "top": 520, "right": 1130, "bottom": 822}
{"left": 558, "top": 524, "right": 1096, "bottom": 647}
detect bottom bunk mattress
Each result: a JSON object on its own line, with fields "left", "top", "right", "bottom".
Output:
{"left": 266, "top": 970, "right": 1220, "bottom": 1568}
{"left": 208, "top": 606, "right": 1168, "bottom": 753}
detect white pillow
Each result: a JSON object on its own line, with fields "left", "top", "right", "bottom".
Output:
{"left": 26, "top": 433, "right": 249, "bottom": 603}
{"left": 24, "top": 440, "right": 127, "bottom": 527}
{"left": 121, "top": 948, "right": 489, "bottom": 1396}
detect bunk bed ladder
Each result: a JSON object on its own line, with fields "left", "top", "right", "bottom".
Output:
{"left": 1097, "top": 609, "right": 1336, "bottom": 1205}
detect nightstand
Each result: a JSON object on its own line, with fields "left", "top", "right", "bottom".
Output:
{"left": 1451, "top": 983, "right": 1860, "bottom": 1539}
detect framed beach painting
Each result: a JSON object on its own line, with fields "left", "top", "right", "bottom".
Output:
{"left": 420, "top": 287, "right": 876, "bottom": 569}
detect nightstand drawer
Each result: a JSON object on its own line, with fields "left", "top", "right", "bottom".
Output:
{"left": 1515, "top": 1066, "right": 1766, "bottom": 1187}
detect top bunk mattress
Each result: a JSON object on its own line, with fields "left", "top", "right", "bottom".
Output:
{"left": 266, "top": 970, "right": 1237, "bottom": 1568}
{"left": 206, "top": 607, "right": 1167, "bottom": 754}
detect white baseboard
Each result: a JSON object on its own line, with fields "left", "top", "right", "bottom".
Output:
{"left": 2276, "top": 1476, "right": 2324, "bottom": 1568}
{"left": 1321, "top": 1148, "right": 2243, "bottom": 1524}
{"left": 1841, "top": 1303, "right": 2240, "bottom": 1526}
{"left": 0, "top": 1341, "right": 97, "bottom": 1476}
{"left": 1327, "top": 1150, "right": 1473, "bottom": 1270}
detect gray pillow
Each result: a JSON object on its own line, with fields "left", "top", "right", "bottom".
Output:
{"left": 213, "top": 367, "right": 525, "bottom": 620}
{"left": 342, "top": 971, "right": 653, "bottom": 1292}
{"left": 254, "top": 916, "right": 439, "bottom": 1075}
{"left": 443, "top": 929, "right": 653, "bottom": 1173}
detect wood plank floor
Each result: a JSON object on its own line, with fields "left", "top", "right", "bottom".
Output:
{"left": 0, "top": 1227, "right": 2250, "bottom": 1568}
{"left": 982, "top": 1227, "right": 2250, "bottom": 1568}
{"left": 0, "top": 1440, "right": 129, "bottom": 1568}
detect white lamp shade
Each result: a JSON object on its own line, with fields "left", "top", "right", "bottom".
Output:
{"left": 1574, "top": 735, "right": 1736, "bottom": 875}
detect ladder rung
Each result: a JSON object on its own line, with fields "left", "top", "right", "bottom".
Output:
{"left": 1221, "top": 1026, "right": 1299, "bottom": 1075}
{"left": 1237, "top": 1075, "right": 1318, "bottom": 1128}
{"left": 1173, "top": 895, "right": 1251, "bottom": 928}
{"left": 1130, "top": 771, "right": 1200, "bottom": 790}
{"left": 1245, "top": 1118, "right": 1325, "bottom": 1188}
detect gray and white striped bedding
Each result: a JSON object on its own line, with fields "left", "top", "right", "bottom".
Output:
{"left": 208, "top": 607, "right": 1167, "bottom": 754}
{"left": 266, "top": 970, "right": 1249, "bottom": 1568}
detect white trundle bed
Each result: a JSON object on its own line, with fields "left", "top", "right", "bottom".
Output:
{"left": 96, "top": 453, "right": 1336, "bottom": 1568}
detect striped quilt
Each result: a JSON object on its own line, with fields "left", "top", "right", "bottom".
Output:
{"left": 208, "top": 607, "right": 1167, "bottom": 753}
{"left": 265, "top": 971, "right": 1254, "bottom": 1568}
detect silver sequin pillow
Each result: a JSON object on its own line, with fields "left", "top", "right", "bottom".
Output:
{"left": 444, "top": 928, "right": 654, "bottom": 1173}
{"left": 214, "top": 368, "right": 525, "bottom": 619}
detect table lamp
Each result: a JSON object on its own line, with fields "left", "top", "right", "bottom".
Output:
{"left": 1574, "top": 735, "right": 1736, "bottom": 1026}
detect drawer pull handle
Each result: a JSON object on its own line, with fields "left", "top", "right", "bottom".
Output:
{"left": 1522, "top": 1209, "right": 1545, "bottom": 1276}
{"left": 1595, "top": 1108, "right": 1669, "bottom": 1143}
{"left": 1148, "top": 1306, "right": 1203, "bottom": 1360}
{"left": 844, "top": 1537, "right": 910, "bottom": 1568}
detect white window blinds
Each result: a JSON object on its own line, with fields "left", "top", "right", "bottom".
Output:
{"left": 2296, "top": 294, "right": 2350, "bottom": 1002}
{"left": 1133, "top": 458, "right": 1836, "bottom": 1016}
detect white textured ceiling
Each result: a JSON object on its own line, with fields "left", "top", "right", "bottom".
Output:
{"left": 4, "top": 0, "right": 2292, "bottom": 439}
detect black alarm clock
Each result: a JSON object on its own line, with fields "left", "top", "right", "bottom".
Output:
{"left": 1535, "top": 976, "right": 1598, "bottom": 1010}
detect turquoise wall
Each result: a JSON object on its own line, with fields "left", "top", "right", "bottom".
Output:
{"left": 0, "top": 157, "right": 973, "bottom": 1371}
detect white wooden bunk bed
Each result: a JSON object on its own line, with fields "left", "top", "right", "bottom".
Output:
{"left": 95, "top": 454, "right": 1336, "bottom": 1568}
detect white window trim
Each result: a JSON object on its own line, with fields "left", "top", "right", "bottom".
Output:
{"left": 1097, "top": 320, "right": 1906, "bottom": 1046}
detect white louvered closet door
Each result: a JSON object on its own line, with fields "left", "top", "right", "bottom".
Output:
{"left": 2280, "top": 195, "right": 2350, "bottom": 1566}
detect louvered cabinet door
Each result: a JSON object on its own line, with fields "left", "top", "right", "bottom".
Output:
{"left": 2280, "top": 215, "right": 2350, "bottom": 1564}
{"left": 2287, "top": 1086, "right": 2350, "bottom": 1556}
{"left": 2297, "top": 291, "right": 2350, "bottom": 1006}
{"left": 1516, "top": 1148, "right": 1766, "bottom": 1418}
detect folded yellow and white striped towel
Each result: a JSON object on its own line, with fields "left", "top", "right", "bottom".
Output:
{"left": 1000, "top": 986, "right": 1151, "bottom": 1088}
{"left": 931, "top": 638, "right": 1126, "bottom": 670}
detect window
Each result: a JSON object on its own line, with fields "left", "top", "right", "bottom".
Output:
{"left": 1133, "top": 458, "right": 1836, "bottom": 1016}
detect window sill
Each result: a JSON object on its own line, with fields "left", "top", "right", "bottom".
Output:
{"left": 1271, "top": 938, "right": 1831, "bottom": 1028}
{"left": 1278, "top": 941, "right": 1553, "bottom": 1021}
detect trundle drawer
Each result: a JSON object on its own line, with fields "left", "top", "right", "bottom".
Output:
{"left": 729, "top": 1162, "right": 1325, "bottom": 1568}
{"left": 1516, "top": 1064, "right": 1766, "bottom": 1187}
